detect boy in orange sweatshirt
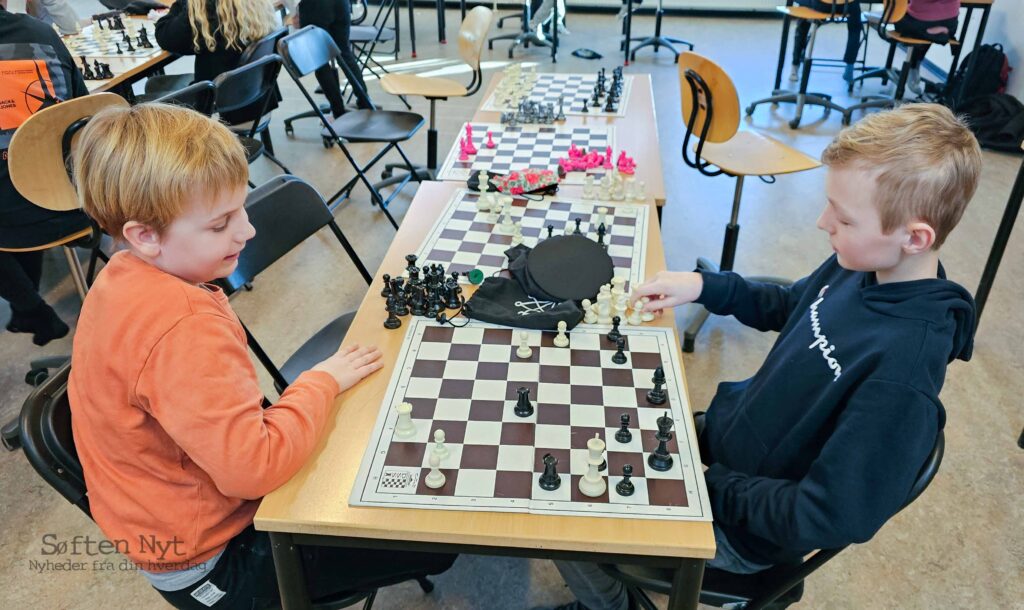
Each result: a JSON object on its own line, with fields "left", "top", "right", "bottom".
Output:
{"left": 68, "top": 103, "right": 454, "bottom": 609}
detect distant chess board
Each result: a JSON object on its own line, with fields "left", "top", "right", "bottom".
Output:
{"left": 481, "top": 72, "right": 635, "bottom": 118}
{"left": 436, "top": 122, "right": 615, "bottom": 185}
{"left": 414, "top": 189, "right": 649, "bottom": 292}
{"left": 64, "top": 23, "right": 161, "bottom": 60}
{"left": 350, "top": 318, "right": 712, "bottom": 521}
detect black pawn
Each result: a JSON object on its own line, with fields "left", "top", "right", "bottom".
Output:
{"left": 615, "top": 413, "right": 632, "bottom": 443}
{"left": 446, "top": 285, "right": 462, "bottom": 310}
{"left": 615, "top": 464, "right": 635, "bottom": 496}
{"left": 611, "top": 337, "right": 628, "bottom": 365}
{"left": 116, "top": 42, "right": 123, "bottom": 55}
{"left": 597, "top": 223, "right": 606, "bottom": 247}
{"left": 573, "top": 218, "right": 582, "bottom": 235}
{"left": 581, "top": 101, "right": 589, "bottom": 114}
{"left": 607, "top": 316, "right": 622, "bottom": 343}
{"left": 514, "top": 386, "right": 534, "bottom": 417}
{"left": 539, "top": 453, "right": 561, "bottom": 491}
{"left": 547, "top": 224, "right": 554, "bottom": 238}
{"left": 380, "top": 273, "right": 392, "bottom": 298}
{"left": 125, "top": 37, "right": 134, "bottom": 52}
{"left": 383, "top": 297, "right": 401, "bottom": 330}
{"left": 647, "top": 366, "right": 667, "bottom": 405}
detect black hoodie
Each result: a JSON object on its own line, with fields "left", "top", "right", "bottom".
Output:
{"left": 696, "top": 254, "right": 975, "bottom": 565}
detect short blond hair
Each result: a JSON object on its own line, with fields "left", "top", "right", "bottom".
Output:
{"left": 822, "top": 103, "right": 982, "bottom": 247}
{"left": 73, "top": 103, "right": 248, "bottom": 237}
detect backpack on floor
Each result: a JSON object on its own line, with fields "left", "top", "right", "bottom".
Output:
{"left": 947, "top": 43, "right": 1011, "bottom": 107}
{"left": 958, "top": 93, "right": 1024, "bottom": 154}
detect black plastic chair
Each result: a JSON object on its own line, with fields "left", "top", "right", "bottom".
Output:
{"left": 216, "top": 175, "right": 373, "bottom": 394}
{"left": 278, "top": 26, "right": 426, "bottom": 229}
{"left": 153, "top": 80, "right": 216, "bottom": 115}
{"left": 600, "top": 429, "right": 946, "bottom": 610}
{"left": 214, "top": 54, "right": 291, "bottom": 181}
{"left": 226, "top": 28, "right": 290, "bottom": 157}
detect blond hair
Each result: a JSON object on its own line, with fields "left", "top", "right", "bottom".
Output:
{"left": 72, "top": 103, "right": 248, "bottom": 237}
{"left": 188, "top": 0, "right": 276, "bottom": 52}
{"left": 822, "top": 103, "right": 982, "bottom": 248}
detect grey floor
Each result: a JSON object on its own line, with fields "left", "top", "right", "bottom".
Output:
{"left": 1, "top": 4, "right": 1022, "bottom": 609}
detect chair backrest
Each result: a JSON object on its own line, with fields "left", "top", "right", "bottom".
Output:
{"left": 213, "top": 54, "right": 283, "bottom": 119}
{"left": 153, "top": 80, "right": 217, "bottom": 116}
{"left": 239, "top": 27, "right": 288, "bottom": 66}
{"left": 880, "top": 0, "right": 909, "bottom": 26}
{"left": 18, "top": 362, "right": 92, "bottom": 518}
{"left": 9, "top": 93, "right": 129, "bottom": 212}
{"left": 278, "top": 25, "right": 340, "bottom": 79}
{"left": 458, "top": 6, "right": 493, "bottom": 95}
{"left": 676, "top": 52, "right": 740, "bottom": 176}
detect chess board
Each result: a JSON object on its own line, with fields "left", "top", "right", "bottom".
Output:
{"left": 481, "top": 72, "right": 635, "bottom": 118}
{"left": 436, "top": 122, "right": 616, "bottom": 185}
{"left": 350, "top": 318, "right": 712, "bottom": 521}
{"left": 415, "top": 189, "right": 649, "bottom": 292}
{"left": 64, "top": 23, "right": 161, "bottom": 60}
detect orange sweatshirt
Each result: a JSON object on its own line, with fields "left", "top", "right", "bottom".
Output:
{"left": 69, "top": 251, "right": 339, "bottom": 571}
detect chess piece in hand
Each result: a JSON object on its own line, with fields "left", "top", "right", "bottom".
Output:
{"left": 630, "top": 271, "right": 704, "bottom": 315}
{"left": 312, "top": 343, "right": 383, "bottom": 394}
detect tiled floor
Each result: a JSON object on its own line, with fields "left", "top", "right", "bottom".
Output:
{"left": 1, "top": 4, "right": 1021, "bottom": 609}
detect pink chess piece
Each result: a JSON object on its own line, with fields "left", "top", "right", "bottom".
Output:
{"left": 458, "top": 137, "right": 469, "bottom": 162}
{"left": 603, "top": 146, "right": 614, "bottom": 169}
{"left": 486, "top": 130, "right": 495, "bottom": 148}
{"left": 617, "top": 150, "right": 637, "bottom": 174}
{"left": 464, "top": 125, "right": 478, "bottom": 154}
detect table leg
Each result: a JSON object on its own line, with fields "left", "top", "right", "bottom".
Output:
{"left": 624, "top": 0, "right": 633, "bottom": 65}
{"left": 976, "top": 155, "right": 1024, "bottom": 321}
{"left": 437, "top": 0, "right": 447, "bottom": 43}
{"left": 773, "top": 1, "right": 795, "bottom": 91}
{"left": 269, "top": 532, "right": 312, "bottom": 610}
{"left": 408, "top": 0, "right": 418, "bottom": 57}
{"left": 552, "top": 0, "right": 559, "bottom": 63}
{"left": 666, "top": 558, "right": 705, "bottom": 610}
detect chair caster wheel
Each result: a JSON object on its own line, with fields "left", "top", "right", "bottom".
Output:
{"left": 284, "top": 123, "right": 294, "bottom": 137}
{"left": 416, "top": 577, "right": 435, "bottom": 593}
{"left": 243, "top": 282, "right": 254, "bottom": 291}
{"left": 745, "top": 105, "right": 755, "bottom": 116}
{"left": 381, "top": 170, "right": 393, "bottom": 179}
{"left": 25, "top": 368, "right": 48, "bottom": 387}
{"left": 322, "top": 137, "right": 332, "bottom": 149}
{"left": 683, "top": 336, "right": 695, "bottom": 353}
{"left": 2, "top": 419, "right": 21, "bottom": 452}
{"left": 788, "top": 118, "right": 801, "bottom": 129}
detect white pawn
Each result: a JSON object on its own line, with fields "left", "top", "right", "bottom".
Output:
{"left": 581, "top": 298, "right": 597, "bottom": 324}
{"left": 511, "top": 222, "right": 524, "bottom": 245}
{"left": 432, "top": 429, "right": 450, "bottom": 460}
{"left": 499, "top": 204, "right": 515, "bottom": 234}
{"left": 516, "top": 330, "right": 533, "bottom": 359}
{"left": 487, "top": 198, "right": 501, "bottom": 224}
{"left": 553, "top": 320, "right": 570, "bottom": 348}
{"left": 635, "top": 181, "right": 647, "bottom": 202}
{"left": 596, "top": 206, "right": 608, "bottom": 229}
{"left": 476, "top": 190, "right": 492, "bottom": 213}
{"left": 424, "top": 452, "right": 446, "bottom": 489}
{"left": 640, "top": 296, "right": 655, "bottom": 322}
{"left": 394, "top": 402, "right": 416, "bottom": 438}
{"left": 583, "top": 175, "right": 595, "bottom": 199}
{"left": 627, "top": 300, "right": 643, "bottom": 326}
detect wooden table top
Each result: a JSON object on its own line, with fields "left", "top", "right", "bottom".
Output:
{"left": 471, "top": 72, "right": 668, "bottom": 207}
{"left": 254, "top": 180, "right": 715, "bottom": 560}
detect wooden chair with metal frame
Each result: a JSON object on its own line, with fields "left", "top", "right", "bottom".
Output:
{"left": 745, "top": 0, "right": 854, "bottom": 129}
{"left": 379, "top": 6, "right": 493, "bottom": 172}
{"left": 674, "top": 52, "right": 820, "bottom": 352}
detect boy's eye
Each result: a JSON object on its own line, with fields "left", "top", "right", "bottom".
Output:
{"left": 211, "top": 222, "right": 229, "bottom": 232}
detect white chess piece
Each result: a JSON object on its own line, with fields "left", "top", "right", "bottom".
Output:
{"left": 516, "top": 330, "right": 533, "bottom": 359}
{"left": 596, "top": 206, "right": 608, "bottom": 229}
{"left": 578, "top": 434, "right": 607, "bottom": 498}
{"left": 581, "top": 299, "right": 597, "bottom": 324}
{"left": 394, "top": 402, "right": 416, "bottom": 438}
{"left": 476, "top": 190, "right": 492, "bottom": 212}
{"left": 635, "top": 181, "right": 647, "bottom": 202}
{"left": 627, "top": 300, "right": 644, "bottom": 326}
{"left": 432, "top": 429, "right": 450, "bottom": 460}
{"left": 424, "top": 453, "right": 446, "bottom": 489}
{"left": 553, "top": 320, "right": 570, "bottom": 348}
{"left": 487, "top": 198, "right": 501, "bottom": 224}
{"left": 583, "top": 174, "right": 595, "bottom": 199}
{"left": 640, "top": 296, "right": 655, "bottom": 322}
{"left": 596, "top": 292, "right": 613, "bottom": 325}
{"left": 511, "top": 222, "right": 524, "bottom": 245}
{"left": 499, "top": 204, "right": 515, "bottom": 234}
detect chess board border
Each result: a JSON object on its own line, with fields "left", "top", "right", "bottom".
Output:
{"left": 350, "top": 317, "right": 712, "bottom": 522}
{"left": 65, "top": 23, "right": 161, "bottom": 60}
{"left": 436, "top": 122, "right": 617, "bottom": 186}
{"left": 481, "top": 72, "right": 636, "bottom": 118}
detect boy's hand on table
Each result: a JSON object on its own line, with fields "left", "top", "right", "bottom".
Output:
{"left": 632, "top": 271, "right": 704, "bottom": 315}
{"left": 313, "top": 344, "right": 383, "bottom": 394}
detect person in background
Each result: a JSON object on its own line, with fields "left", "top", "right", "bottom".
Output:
{"left": 790, "top": 0, "right": 862, "bottom": 83}
{"left": 895, "top": 0, "right": 961, "bottom": 94}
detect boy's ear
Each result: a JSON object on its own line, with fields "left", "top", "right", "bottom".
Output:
{"left": 903, "top": 220, "right": 937, "bottom": 254}
{"left": 122, "top": 221, "right": 162, "bottom": 258}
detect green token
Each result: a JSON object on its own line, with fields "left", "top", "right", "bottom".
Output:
{"left": 467, "top": 269, "right": 485, "bottom": 285}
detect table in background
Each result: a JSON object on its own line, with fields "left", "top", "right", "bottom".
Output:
{"left": 254, "top": 180, "right": 714, "bottom": 610}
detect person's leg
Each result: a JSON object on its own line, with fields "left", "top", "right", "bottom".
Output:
{"left": 842, "top": 1, "right": 862, "bottom": 80}
{"left": 314, "top": 65, "right": 348, "bottom": 119}
{"left": 302, "top": 544, "right": 456, "bottom": 599}
{"left": 0, "top": 251, "right": 69, "bottom": 346}
{"left": 553, "top": 560, "right": 630, "bottom": 610}
{"left": 791, "top": 17, "right": 811, "bottom": 81}
{"left": 706, "top": 524, "right": 773, "bottom": 575}
{"left": 335, "top": 0, "right": 374, "bottom": 110}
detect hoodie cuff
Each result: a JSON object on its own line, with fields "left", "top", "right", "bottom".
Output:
{"left": 694, "top": 269, "right": 733, "bottom": 310}
{"left": 704, "top": 462, "right": 741, "bottom": 526}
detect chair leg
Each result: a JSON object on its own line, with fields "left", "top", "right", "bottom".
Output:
{"left": 262, "top": 150, "right": 291, "bottom": 174}
{"left": 62, "top": 246, "right": 89, "bottom": 301}
{"left": 416, "top": 576, "right": 434, "bottom": 593}
{"left": 361, "top": 589, "right": 378, "bottom": 610}
{"left": 260, "top": 128, "right": 276, "bottom": 156}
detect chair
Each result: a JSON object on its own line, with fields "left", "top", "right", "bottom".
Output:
{"left": 600, "top": 428, "right": 946, "bottom": 610}
{"left": 213, "top": 55, "right": 291, "bottom": 181}
{"left": 215, "top": 175, "right": 373, "bottom": 393}
{"left": 488, "top": 0, "right": 558, "bottom": 61}
{"left": 153, "top": 80, "right": 217, "bottom": 115}
{"left": 380, "top": 6, "right": 493, "bottom": 171}
{"left": 674, "top": 52, "right": 820, "bottom": 352}
{"left": 224, "top": 28, "right": 290, "bottom": 156}
{"left": 745, "top": 0, "right": 854, "bottom": 129}
{"left": 622, "top": 0, "right": 694, "bottom": 64}
{"left": 278, "top": 26, "right": 426, "bottom": 229}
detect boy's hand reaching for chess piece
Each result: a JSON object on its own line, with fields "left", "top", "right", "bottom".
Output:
{"left": 313, "top": 343, "right": 384, "bottom": 394}
{"left": 631, "top": 271, "right": 704, "bottom": 315}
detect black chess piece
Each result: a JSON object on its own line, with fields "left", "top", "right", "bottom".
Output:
{"left": 556, "top": 96, "right": 566, "bottom": 121}
{"left": 409, "top": 286, "right": 427, "bottom": 317}
{"left": 607, "top": 316, "right": 622, "bottom": 343}
{"left": 647, "top": 366, "right": 668, "bottom": 405}
{"left": 102, "top": 63, "right": 114, "bottom": 79}
{"left": 615, "top": 464, "right": 635, "bottom": 496}
{"left": 405, "top": 254, "right": 418, "bottom": 275}
{"left": 390, "top": 279, "right": 409, "bottom": 316}
{"left": 604, "top": 96, "right": 616, "bottom": 113}
{"left": 514, "top": 387, "right": 534, "bottom": 417}
{"left": 596, "top": 223, "right": 606, "bottom": 247}
{"left": 547, "top": 224, "right": 554, "bottom": 238}
{"left": 611, "top": 337, "right": 628, "bottom": 365}
{"left": 92, "top": 60, "right": 103, "bottom": 78}
{"left": 581, "top": 101, "right": 589, "bottom": 114}
{"left": 116, "top": 42, "right": 123, "bottom": 55}
{"left": 81, "top": 60, "right": 95, "bottom": 80}
{"left": 445, "top": 285, "right": 462, "bottom": 310}
{"left": 383, "top": 296, "right": 402, "bottom": 329}
{"left": 539, "top": 453, "right": 561, "bottom": 491}
{"left": 125, "top": 36, "right": 134, "bottom": 52}
{"left": 573, "top": 218, "right": 582, "bottom": 235}
{"left": 615, "top": 413, "right": 632, "bottom": 443}
{"left": 380, "top": 273, "right": 392, "bottom": 298}
{"left": 648, "top": 412, "right": 675, "bottom": 472}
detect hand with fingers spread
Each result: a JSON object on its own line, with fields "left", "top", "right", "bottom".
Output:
{"left": 631, "top": 271, "right": 704, "bottom": 315}
{"left": 312, "top": 343, "right": 384, "bottom": 394}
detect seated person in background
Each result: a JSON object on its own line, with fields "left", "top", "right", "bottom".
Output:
{"left": 155, "top": 0, "right": 279, "bottom": 122}
{"left": 895, "top": 0, "right": 960, "bottom": 94}
{"left": 68, "top": 103, "right": 455, "bottom": 609}
{"left": 790, "top": 0, "right": 862, "bottom": 83}
{"left": 0, "top": 0, "right": 91, "bottom": 344}
{"left": 20, "top": 0, "right": 84, "bottom": 34}
{"left": 547, "top": 104, "right": 980, "bottom": 610}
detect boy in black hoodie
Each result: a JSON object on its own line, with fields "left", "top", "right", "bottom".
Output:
{"left": 547, "top": 103, "right": 981, "bottom": 610}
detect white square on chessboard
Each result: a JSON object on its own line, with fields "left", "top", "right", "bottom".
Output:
{"left": 607, "top": 245, "right": 632, "bottom": 259}
{"left": 432, "top": 238, "right": 462, "bottom": 253}
{"left": 497, "top": 444, "right": 534, "bottom": 471}
{"left": 452, "top": 252, "right": 482, "bottom": 266}
{"left": 603, "top": 386, "right": 640, "bottom": 409}
{"left": 636, "top": 409, "right": 677, "bottom": 433}
{"left": 502, "top": 401, "right": 537, "bottom": 423}
{"left": 481, "top": 243, "right": 508, "bottom": 257}
{"left": 463, "top": 230, "right": 489, "bottom": 244}
{"left": 537, "top": 382, "right": 572, "bottom": 405}
{"left": 538, "top": 346, "right": 571, "bottom": 366}
{"left": 471, "top": 379, "right": 508, "bottom": 400}
{"left": 446, "top": 219, "right": 473, "bottom": 232}
{"left": 571, "top": 332, "right": 602, "bottom": 350}
{"left": 632, "top": 368, "right": 660, "bottom": 387}
{"left": 478, "top": 344, "right": 511, "bottom": 363}
{"left": 644, "top": 459, "right": 685, "bottom": 480}
{"left": 626, "top": 335, "right": 660, "bottom": 352}
{"left": 415, "top": 342, "right": 450, "bottom": 361}
{"left": 508, "top": 362, "right": 540, "bottom": 382}
{"left": 391, "top": 418, "right": 432, "bottom": 444}
{"left": 452, "top": 327, "right": 485, "bottom": 344}
{"left": 454, "top": 469, "right": 497, "bottom": 497}
{"left": 605, "top": 427, "right": 644, "bottom": 453}
{"left": 608, "top": 477, "right": 650, "bottom": 505}
{"left": 570, "top": 404, "right": 606, "bottom": 428}
{"left": 535, "top": 423, "right": 571, "bottom": 448}
{"left": 443, "top": 361, "right": 478, "bottom": 380}
{"left": 403, "top": 378, "right": 443, "bottom": 399}
{"left": 433, "top": 399, "right": 472, "bottom": 421}
{"left": 463, "top": 420, "right": 503, "bottom": 445}
{"left": 533, "top": 480, "right": 571, "bottom": 503}
{"left": 569, "top": 448, "right": 593, "bottom": 474}
{"left": 569, "top": 365, "right": 604, "bottom": 386}
{"left": 420, "top": 443, "right": 464, "bottom": 467}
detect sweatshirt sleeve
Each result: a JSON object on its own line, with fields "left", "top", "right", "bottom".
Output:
{"left": 135, "top": 312, "right": 340, "bottom": 500}
{"left": 703, "top": 379, "right": 939, "bottom": 551}
{"left": 695, "top": 269, "right": 811, "bottom": 333}
{"left": 155, "top": 0, "right": 198, "bottom": 55}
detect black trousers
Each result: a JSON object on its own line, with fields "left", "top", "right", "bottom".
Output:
{"left": 302, "top": 0, "right": 374, "bottom": 117}
{"left": 0, "top": 209, "right": 90, "bottom": 313}
{"left": 157, "top": 526, "right": 457, "bottom": 610}
{"left": 792, "top": 0, "right": 863, "bottom": 66}
{"left": 895, "top": 14, "right": 959, "bottom": 68}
